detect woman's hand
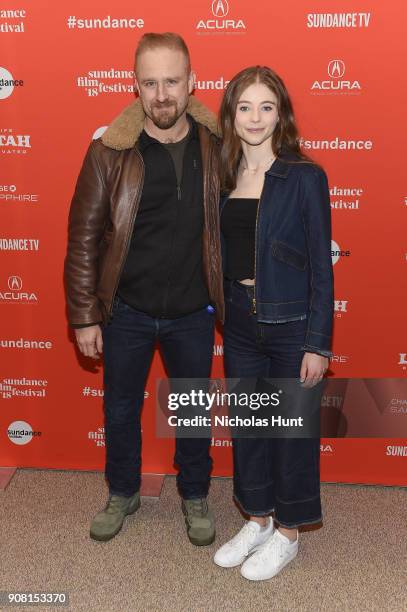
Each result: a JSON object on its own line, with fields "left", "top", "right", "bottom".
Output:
{"left": 300, "top": 352, "right": 329, "bottom": 388}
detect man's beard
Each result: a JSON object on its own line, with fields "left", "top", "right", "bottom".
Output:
{"left": 150, "top": 100, "right": 183, "bottom": 129}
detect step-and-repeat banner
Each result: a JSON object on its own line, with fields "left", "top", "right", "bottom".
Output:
{"left": 1, "top": 1, "right": 406, "bottom": 486}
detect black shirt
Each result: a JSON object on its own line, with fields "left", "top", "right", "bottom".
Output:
{"left": 221, "top": 197, "right": 258, "bottom": 280}
{"left": 117, "top": 116, "right": 209, "bottom": 318}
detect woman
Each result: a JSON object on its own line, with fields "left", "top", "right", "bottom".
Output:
{"left": 214, "top": 66, "right": 334, "bottom": 581}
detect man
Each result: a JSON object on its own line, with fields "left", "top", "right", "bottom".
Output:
{"left": 64, "top": 33, "right": 224, "bottom": 544}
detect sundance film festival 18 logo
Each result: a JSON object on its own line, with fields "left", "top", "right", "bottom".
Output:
{"left": 311, "top": 60, "right": 361, "bottom": 95}
{"left": 76, "top": 68, "right": 134, "bottom": 97}
{"left": 330, "top": 185, "right": 363, "bottom": 211}
{"left": 0, "top": 9, "right": 27, "bottom": 33}
{"left": 196, "top": 0, "right": 246, "bottom": 33}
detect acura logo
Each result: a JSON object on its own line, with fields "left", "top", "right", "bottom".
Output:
{"left": 8, "top": 275, "right": 22, "bottom": 290}
{"left": 212, "top": 0, "right": 229, "bottom": 17}
{"left": 328, "top": 60, "right": 345, "bottom": 79}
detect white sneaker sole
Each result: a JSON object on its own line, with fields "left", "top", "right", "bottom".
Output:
{"left": 240, "top": 548, "right": 298, "bottom": 581}
{"left": 213, "top": 544, "right": 264, "bottom": 569}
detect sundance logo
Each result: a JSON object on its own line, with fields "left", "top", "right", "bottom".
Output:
{"left": 0, "top": 338, "right": 53, "bottom": 349}
{"left": 311, "top": 60, "right": 361, "bottom": 95}
{"left": 399, "top": 353, "right": 407, "bottom": 369}
{"left": 0, "top": 67, "right": 24, "bottom": 99}
{"left": 194, "top": 76, "right": 230, "bottom": 90}
{"left": 196, "top": 0, "right": 246, "bottom": 33}
{"left": 320, "top": 444, "right": 333, "bottom": 453}
{"left": 331, "top": 240, "right": 350, "bottom": 265}
{"left": 8, "top": 420, "right": 42, "bottom": 445}
{"left": 0, "top": 275, "right": 38, "bottom": 304}
{"left": 300, "top": 137, "right": 373, "bottom": 151}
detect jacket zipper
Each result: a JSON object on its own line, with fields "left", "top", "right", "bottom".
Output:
{"left": 252, "top": 181, "right": 266, "bottom": 315}
{"left": 162, "top": 147, "right": 182, "bottom": 315}
{"left": 108, "top": 148, "right": 145, "bottom": 317}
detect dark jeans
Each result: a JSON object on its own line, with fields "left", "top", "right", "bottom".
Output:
{"left": 102, "top": 296, "right": 215, "bottom": 499}
{"left": 224, "top": 280, "right": 321, "bottom": 528}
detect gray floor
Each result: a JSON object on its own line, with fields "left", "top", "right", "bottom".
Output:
{"left": 1, "top": 469, "right": 406, "bottom": 612}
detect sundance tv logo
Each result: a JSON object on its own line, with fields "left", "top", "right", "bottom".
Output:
{"left": 306, "top": 13, "right": 371, "bottom": 28}
{"left": 0, "top": 275, "right": 38, "bottom": 304}
{"left": 196, "top": 0, "right": 246, "bottom": 33}
{"left": 311, "top": 60, "right": 361, "bottom": 95}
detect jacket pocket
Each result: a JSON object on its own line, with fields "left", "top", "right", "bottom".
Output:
{"left": 271, "top": 240, "right": 307, "bottom": 271}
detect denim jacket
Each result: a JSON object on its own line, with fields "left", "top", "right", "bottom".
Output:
{"left": 220, "top": 153, "right": 334, "bottom": 357}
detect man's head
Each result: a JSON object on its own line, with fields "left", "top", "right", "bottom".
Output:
{"left": 135, "top": 33, "right": 194, "bottom": 130}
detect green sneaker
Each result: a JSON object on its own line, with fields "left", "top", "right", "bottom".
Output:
{"left": 90, "top": 492, "right": 140, "bottom": 542}
{"left": 181, "top": 498, "right": 215, "bottom": 546}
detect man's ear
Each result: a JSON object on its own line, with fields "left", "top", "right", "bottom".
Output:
{"left": 134, "top": 78, "right": 140, "bottom": 96}
{"left": 188, "top": 71, "right": 196, "bottom": 95}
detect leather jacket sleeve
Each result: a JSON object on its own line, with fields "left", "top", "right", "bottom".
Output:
{"left": 64, "top": 140, "right": 110, "bottom": 326}
{"left": 300, "top": 166, "right": 334, "bottom": 357}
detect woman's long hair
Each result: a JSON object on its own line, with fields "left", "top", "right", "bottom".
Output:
{"left": 219, "top": 66, "right": 309, "bottom": 193}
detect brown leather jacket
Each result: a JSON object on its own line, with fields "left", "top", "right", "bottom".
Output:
{"left": 64, "top": 97, "right": 224, "bottom": 326}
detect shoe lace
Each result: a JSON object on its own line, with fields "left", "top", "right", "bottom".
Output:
{"left": 105, "top": 495, "right": 125, "bottom": 514}
{"left": 231, "top": 523, "right": 259, "bottom": 556}
{"left": 187, "top": 498, "right": 208, "bottom": 517}
{"left": 256, "top": 532, "right": 284, "bottom": 563}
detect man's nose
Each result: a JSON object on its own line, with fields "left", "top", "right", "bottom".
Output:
{"left": 156, "top": 82, "right": 168, "bottom": 102}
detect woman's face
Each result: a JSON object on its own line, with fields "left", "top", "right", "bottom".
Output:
{"left": 234, "top": 82, "right": 279, "bottom": 147}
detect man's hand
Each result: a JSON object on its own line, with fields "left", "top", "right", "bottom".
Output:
{"left": 75, "top": 325, "right": 103, "bottom": 359}
{"left": 300, "top": 352, "right": 329, "bottom": 388}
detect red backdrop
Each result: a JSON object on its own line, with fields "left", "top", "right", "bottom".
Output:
{"left": 1, "top": 0, "right": 406, "bottom": 486}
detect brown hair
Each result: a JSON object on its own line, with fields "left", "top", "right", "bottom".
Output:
{"left": 135, "top": 32, "right": 191, "bottom": 73}
{"left": 219, "top": 65, "right": 310, "bottom": 192}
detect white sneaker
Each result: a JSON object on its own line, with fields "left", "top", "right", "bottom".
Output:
{"left": 214, "top": 519, "right": 274, "bottom": 568}
{"left": 240, "top": 528, "right": 298, "bottom": 581}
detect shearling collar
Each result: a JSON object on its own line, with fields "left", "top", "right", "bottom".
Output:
{"left": 102, "top": 96, "right": 220, "bottom": 151}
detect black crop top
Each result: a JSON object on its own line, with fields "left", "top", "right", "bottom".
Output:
{"left": 220, "top": 198, "right": 258, "bottom": 280}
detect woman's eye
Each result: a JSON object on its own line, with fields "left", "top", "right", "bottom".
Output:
{"left": 238, "top": 106, "right": 249, "bottom": 112}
